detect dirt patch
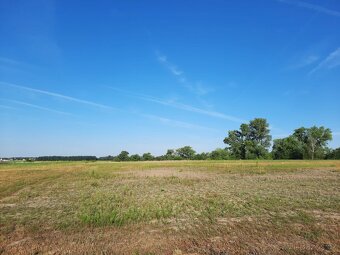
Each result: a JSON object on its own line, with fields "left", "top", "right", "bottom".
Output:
{"left": 125, "top": 168, "right": 214, "bottom": 180}
{"left": 25, "top": 196, "right": 59, "bottom": 208}
{"left": 1, "top": 226, "right": 177, "bottom": 255}
{"left": 0, "top": 203, "right": 16, "bottom": 208}
{"left": 2, "top": 222, "right": 339, "bottom": 255}
{"left": 312, "top": 210, "right": 340, "bottom": 221}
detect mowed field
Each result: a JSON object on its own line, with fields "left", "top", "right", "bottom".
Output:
{"left": 0, "top": 161, "right": 339, "bottom": 255}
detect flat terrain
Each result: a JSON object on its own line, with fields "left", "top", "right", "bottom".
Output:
{"left": 0, "top": 160, "right": 339, "bottom": 255}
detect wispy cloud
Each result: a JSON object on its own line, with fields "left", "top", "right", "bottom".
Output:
{"left": 309, "top": 47, "right": 340, "bottom": 74}
{"left": 156, "top": 52, "right": 213, "bottom": 96}
{"left": 1, "top": 99, "right": 71, "bottom": 116}
{"left": 0, "top": 81, "right": 117, "bottom": 110}
{"left": 289, "top": 55, "right": 319, "bottom": 70}
{"left": 278, "top": 0, "right": 340, "bottom": 17}
{"left": 333, "top": 132, "right": 340, "bottom": 136}
{"left": 108, "top": 87, "right": 245, "bottom": 123}
{"left": 157, "top": 53, "right": 183, "bottom": 76}
{"left": 143, "top": 114, "right": 217, "bottom": 131}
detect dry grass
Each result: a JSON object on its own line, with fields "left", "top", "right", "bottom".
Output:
{"left": 0, "top": 160, "right": 339, "bottom": 254}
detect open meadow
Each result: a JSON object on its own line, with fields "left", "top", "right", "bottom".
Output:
{"left": 0, "top": 160, "right": 339, "bottom": 255}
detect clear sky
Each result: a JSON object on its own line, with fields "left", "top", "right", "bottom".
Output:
{"left": 1, "top": 0, "right": 339, "bottom": 157}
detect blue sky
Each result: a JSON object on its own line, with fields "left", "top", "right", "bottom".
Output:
{"left": 1, "top": 0, "right": 340, "bottom": 157}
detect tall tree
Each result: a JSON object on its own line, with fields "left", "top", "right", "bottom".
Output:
{"left": 176, "top": 146, "right": 196, "bottom": 159}
{"left": 224, "top": 118, "right": 271, "bottom": 159}
{"left": 223, "top": 124, "right": 249, "bottom": 159}
{"left": 293, "top": 126, "right": 332, "bottom": 159}
{"left": 116, "top": 151, "right": 129, "bottom": 161}
{"left": 142, "top": 152, "right": 154, "bottom": 161}
{"left": 130, "top": 154, "right": 141, "bottom": 161}
{"left": 165, "top": 149, "right": 175, "bottom": 160}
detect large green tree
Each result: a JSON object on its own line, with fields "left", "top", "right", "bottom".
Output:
{"left": 116, "top": 151, "right": 129, "bottom": 161}
{"left": 293, "top": 126, "right": 332, "bottom": 159}
{"left": 142, "top": 152, "right": 154, "bottom": 161}
{"left": 165, "top": 149, "right": 175, "bottom": 160}
{"left": 224, "top": 118, "right": 271, "bottom": 159}
{"left": 176, "top": 146, "right": 196, "bottom": 160}
{"left": 130, "top": 154, "right": 141, "bottom": 161}
{"left": 272, "top": 136, "right": 304, "bottom": 159}
{"left": 223, "top": 124, "right": 249, "bottom": 159}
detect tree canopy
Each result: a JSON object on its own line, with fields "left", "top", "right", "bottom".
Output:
{"left": 224, "top": 118, "right": 271, "bottom": 159}
{"left": 293, "top": 126, "right": 332, "bottom": 159}
{"left": 116, "top": 151, "right": 130, "bottom": 161}
{"left": 272, "top": 126, "right": 332, "bottom": 160}
{"left": 175, "top": 146, "right": 196, "bottom": 160}
{"left": 272, "top": 136, "right": 304, "bottom": 159}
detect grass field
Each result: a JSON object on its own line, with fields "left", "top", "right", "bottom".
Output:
{"left": 0, "top": 160, "right": 339, "bottom": 254}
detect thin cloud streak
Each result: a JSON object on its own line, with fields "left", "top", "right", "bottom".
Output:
{"left": 0, "top": 81, "right": 117, "bottom": 110}
{"left": 278, "top": 0, "right": 340, "bottom": 17}
{"left": 1, "top": 81, "right": 222, "bottom": 131}
{"left": 309, "top": 47, "right": 340, "bottom": 75}
{"left": 143, "top": 114, "right": 217, "bottom": 131}
{"left": 1, "top": 99, "right": 72, "bottom": 116}
{"left": 157, "top": 53, "right": 183, "bottom": 76}
{"left": 108, "top": 87, "right": 245, "bottom": 123}
{"left": 156, "top": 52, "right": 212, "bottom": 96}
{"left": 289, "top": 55, "right": 319, "bottom": 70}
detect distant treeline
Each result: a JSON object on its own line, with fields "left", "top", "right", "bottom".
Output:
{"left": 97, "top": 147, "right": 230, "bottom": 161}
{"left": 3, "top": 118, "right": 339, "bottom": 162}
{"left": 35, "top": 156, "right": 97, "bottom": 161}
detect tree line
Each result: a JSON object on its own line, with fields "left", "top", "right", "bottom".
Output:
{"left": 97, "top": 146, "right": 230, "bottom": 161}
{"left": 35, "top": 156, "right": 97, "bottom": 161}
{"left": 224, "top": 118, "right": 336, "bottom": 160}
{"left": 101, "top": 118, "right": 337, "bottom": 161}
{"left": 22, "top": 118, "right": 340, "bottom": 161}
